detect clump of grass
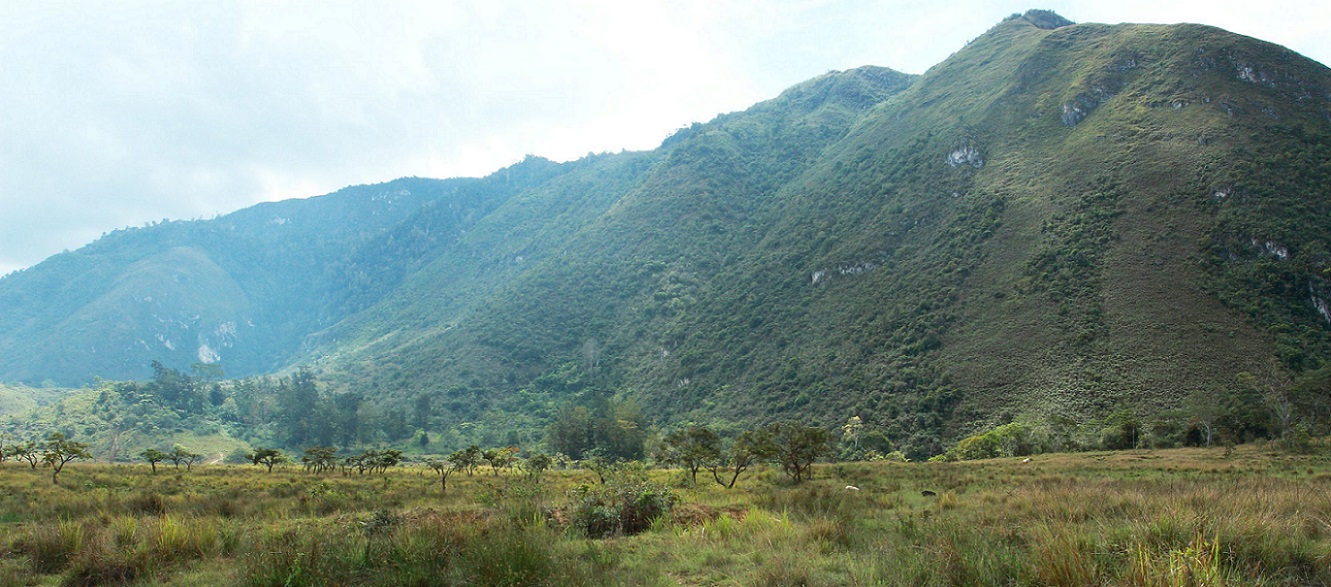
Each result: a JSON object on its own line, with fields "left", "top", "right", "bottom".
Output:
{"left": 125, "top": 492, "right": 166, "bottom": 517}
{"left": 1030, "top": 526, "right": 1100, "bottom": 586}
{"left": 0, "top": 558, "right": 34, "bottom": 587}
{"left": 17, "top": 521, "right": 87, "bottom": 574}
{"left": 1126, "top": 532, "right": 1232, "bottom": 587}
{"left": 751, "top": 555, "right": 822, "bottom": 586}
{"left": 241, "top": 527, "right": 350, "bottom": 587}
{"left": 755, "top": 482, "right": 863, "bottom": 521}
{"left": 148, "top": 515, "right": 219, "bottom": 561}
{"left": 937, "top": 490, "right": 959, "bottom": 511}
{"left": 60, "top": 537, "right": 150, "bottom": 587}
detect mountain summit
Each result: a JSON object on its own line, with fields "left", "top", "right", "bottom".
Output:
{"left": 3, "top": 12, "right": 1330, "bottom": 455}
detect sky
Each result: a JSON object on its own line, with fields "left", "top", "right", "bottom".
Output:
{"left": 2, "top": 1, "right": 1329, "bottom": 275}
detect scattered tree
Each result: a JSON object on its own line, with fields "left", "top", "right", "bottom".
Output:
{"left": 521, "top": 452, "right": 553, "bottom": 480}
{"left": 247, "top": 447, "right": 287, "bottom": 473}
{"left": 169, "top": 445, "right": 203, "bottom": 471}
{"left": 709, "top": 428, "right": 771, "bottom": 489}
{"left": 457, "top": 445, "right": 482, "bottom": 476}
{"left": 302, "top": 446, "right": 339, "bottom": 474}
{"left": 427, "top": 455, "right": 463, "bottom": 493}
{"left": 140, "top": 448, "right": 169, "bottom": 473}
{"left": 482, "top": 446, "right": 518, "bottom": 476}
{"left": 10, "top": 441, "right": 39, "bottom": 469}
{"left": 660, "top": 426, "right": 721, "bottom": 484}
{"left": 765, "top": 421, "right": 833, "bottom": 483}
{"left": 41, "top": 432, "right": 92, "bottom": 485}
{"left": 345, "top": 449, "right": 403, "bottom": 474}
{"left": 371, "top": 449, "right": 404, "bottom": 473}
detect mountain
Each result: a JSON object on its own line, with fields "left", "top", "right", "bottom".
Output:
{"left": 0, "top": 162, "right": 569, "bottom": 384}
{"left": 3, "top": 11, "right": 1330, "bottom": 456}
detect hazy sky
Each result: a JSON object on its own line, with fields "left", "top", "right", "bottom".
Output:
{"left": 2, "top": 1, "right": 1329, "bottom": 275}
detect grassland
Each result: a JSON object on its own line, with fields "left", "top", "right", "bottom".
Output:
{"left": 2, "top": 445, "right": 1329, "bottom": 586}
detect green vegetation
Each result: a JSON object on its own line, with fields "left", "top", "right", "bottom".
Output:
{"left": 38, "top": 432, "right": 90, "bottom": 485}
{"left": 1, "top": 445, "right": 1328, "bottom": 586}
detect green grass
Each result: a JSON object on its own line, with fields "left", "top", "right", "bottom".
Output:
{"left": 2, "top": 445, "right": 1329, "bottom": 586}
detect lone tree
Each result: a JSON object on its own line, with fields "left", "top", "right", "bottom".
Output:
{"left": 8, "top": 441, "right": 39, "bottom": 470}
{"left": 140, "top": 448, "right": 169, "bottom": 473}
{"left": 169, "top": 445, "right": 203, "bottom": 471}
{"left": 456, "top": 445, "right": 482, "bottom": 476}
{"left": 765, "top": 421, "right": 833, "bottom": 483}
{"left": 709, "top": 428, "right": 774, "bottom": 489}
{"left": 482, "top": 447, "right": 518, "bottom": 476}
{"left": 42, "top": 432, "right": 92, "bottom": 485}
{"left": 660, "top": 426, "right": 721, "bottom": 485}
{"left": 427, "top": 449, "right": 471, "bottom": 493}
{"left": 520, "top": 452, "right": 553, "bottom": 480}
{"left": 247, "top": 447, "right": 287, "bottom": 473}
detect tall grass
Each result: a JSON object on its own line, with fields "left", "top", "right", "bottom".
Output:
{"left": 1, "top": 446, "right": 1328, "bottom": 586}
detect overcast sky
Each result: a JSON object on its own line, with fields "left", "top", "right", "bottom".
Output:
{"left": 2, "top": 1, "right": 1328, "bottom": 275}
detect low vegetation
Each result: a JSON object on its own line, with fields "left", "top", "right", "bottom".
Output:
{"left": 1, "top": 444, "right": 1328, "bottom": 586}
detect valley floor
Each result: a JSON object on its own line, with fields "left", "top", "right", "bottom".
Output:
{"left": 2, "top": 445, "right": 1329, "bottom": 586}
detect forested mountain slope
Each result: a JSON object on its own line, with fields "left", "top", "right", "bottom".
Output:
{"left": 3, "top": 12, "right": 1330, "bottom": 456}
{"left": 307, "top": 12, "right": 1331, "bottom": 456}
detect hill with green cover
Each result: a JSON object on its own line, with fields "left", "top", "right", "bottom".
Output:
{"left": 2, "top": 11, "right": 1330, "bottom": 456}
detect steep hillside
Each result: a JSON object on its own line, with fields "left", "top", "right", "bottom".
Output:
{"left": 312, "top": 65, "right": 919, "bottom": 409}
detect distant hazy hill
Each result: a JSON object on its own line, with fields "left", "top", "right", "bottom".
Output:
{"left": 0, "top": 163, "right": 568, "bottom": 384}
{"left": 3, "top": 11, "right": 1329, "bottom": 454}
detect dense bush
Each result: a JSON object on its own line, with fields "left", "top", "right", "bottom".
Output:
{"left": 568, "top": 473, "right": 676, "bottom": 539}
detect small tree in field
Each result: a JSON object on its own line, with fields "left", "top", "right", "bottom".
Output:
{"left": 521, "top": 452, "right": 553, "bottom": 480}
{"left": 140, "top": 448, "right": 169, "bottom": 473}
{"left": 302, "top": 446, "right": 339, "bottom": 474}
{"left": 169, "top": 445, "right": 203, "bottom": 471}
{"left": 42, "top": 432, "right": 92, "bottom": 485}
{"left": 765, "top": 421, "right": 833, "bottom": 483}
{"left": 709, "top": 428, "right": 773, "bottom": 489}
{"left": 458, "top": 445, "right": 482, "bottom": 476}
{"left": 8, "top": 442, "right": 39, "bottom": 469}
{"left": 247, "top": 447, "right": 287, "bottom": 473}
{"left": 660, "top": 426, "right": 721, "bottom": 485}
{"left": 427, "top": 450, "right": 470, "bottom": 493}
{"left": 484, "top": 447, "right": 503, "bottom": 473}
{"left": 482, "top": 448, "right": 515, "bottom": 476}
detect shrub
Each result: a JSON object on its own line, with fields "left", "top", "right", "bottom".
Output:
{"left": 568, "top": 479, "right": 676, "bottom": 539}
{"left": 941, "top": 422, "right": 1039, "bottom": 461}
